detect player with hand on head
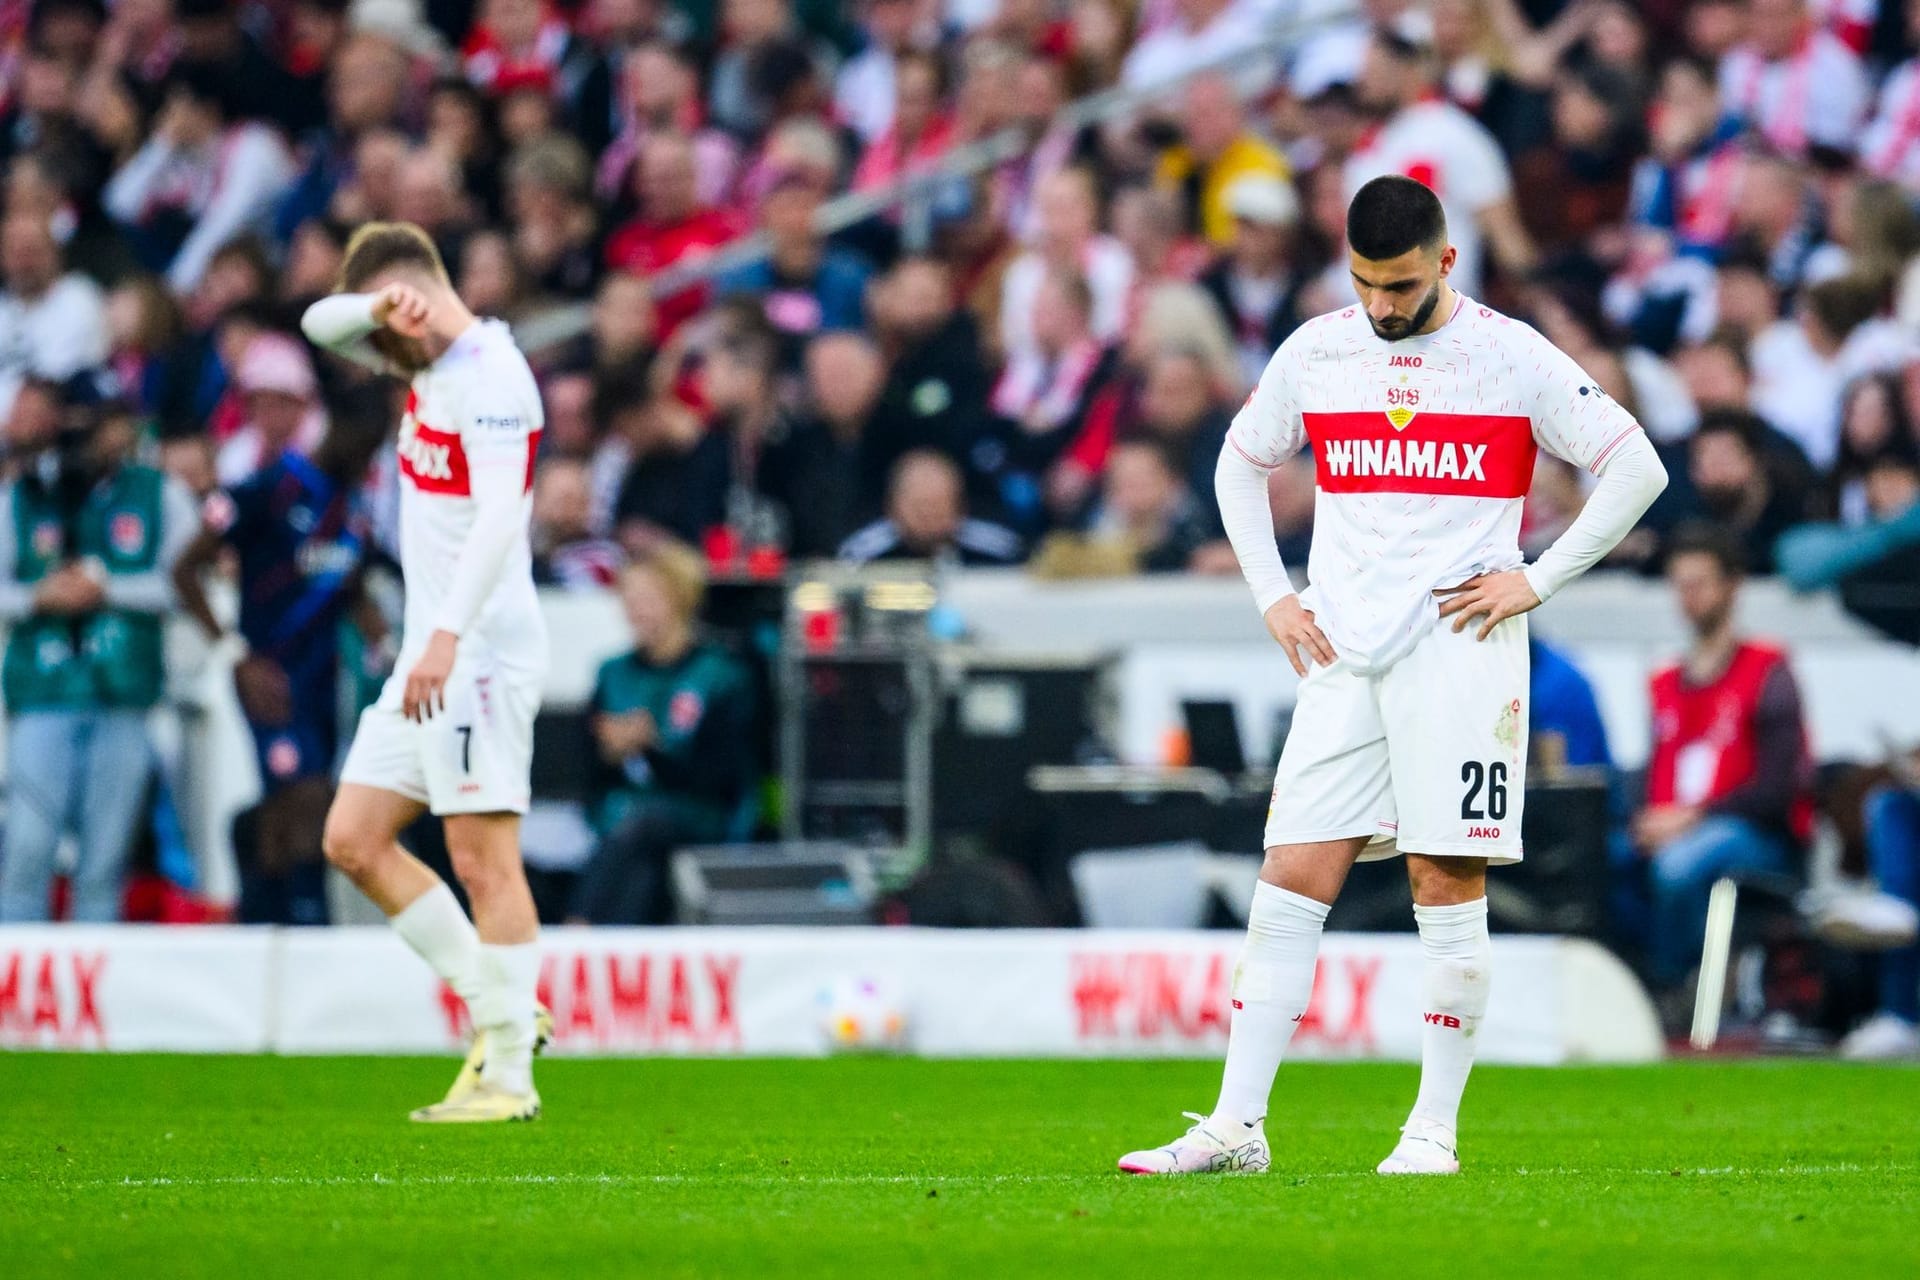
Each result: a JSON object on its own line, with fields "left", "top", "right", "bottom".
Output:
{"left": 1118, "top": 176, "right": 1668, "bottom": 1177}
{"left": 301, "top": 223, "right": 553, "bottom": 1123}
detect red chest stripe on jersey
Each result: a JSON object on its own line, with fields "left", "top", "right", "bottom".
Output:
{"left": 399, "top": 423, "right": 543, "bottom": 496}
{"left": 1303, "top": 412, "right": 1536, "bottom": 498}
{"left": 399, "top": 422, "right": 471, "bottom": 494}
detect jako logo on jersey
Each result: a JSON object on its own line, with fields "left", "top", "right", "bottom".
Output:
{"left": 1467, "top": 826, "right": 1501, "bottom": 839}
{"left": 1388, "top": 355, "right": 1422, "bottom": 367}
{"left": 1304, "top": 411, "right": 1536, "bottom": 498}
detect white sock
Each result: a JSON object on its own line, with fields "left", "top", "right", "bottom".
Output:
{"left": 1407, "top": 898, "right": 1492, "bottom": 1138}
{"left": 1211, "top": 881, "right": 1330, "bottom": 1129}
{"left": 473, "top": 940, "right": 541, "bottom": 1096}
{"left": 389, "top": 884, "right": 483, "bottom": 1005}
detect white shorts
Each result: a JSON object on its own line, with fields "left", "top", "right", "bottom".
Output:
{"left": 1264, "top": 615, "right": 1529, "bottom": 864}
{"left": 339, "top": 646, "right": 541, "bottom": 816}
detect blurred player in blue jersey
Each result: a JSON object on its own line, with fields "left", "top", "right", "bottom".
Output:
{"left": 174, "top": 392, "right": 391, "bottom": 925}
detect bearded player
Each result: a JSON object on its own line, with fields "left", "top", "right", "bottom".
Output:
{"left": 302, "top": 223, "right": 552, "bottom": 1122}
{"left": 1118, "top": 177, "right": 1668, "bottom": 1176}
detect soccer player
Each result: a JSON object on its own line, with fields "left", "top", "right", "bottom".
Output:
{"left": 1117, "top": 177, "right": 1668, "bottom": 1176}
{"left": 300, "top": 223, "right": 552, "bottom": 1123}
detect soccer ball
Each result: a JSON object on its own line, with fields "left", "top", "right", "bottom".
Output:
{"left": 816, "top": 976, "right": 909, "bottom": 1053}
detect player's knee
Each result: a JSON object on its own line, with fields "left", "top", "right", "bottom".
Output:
{"left": 448, "top": 842, "right": 511, "bottom": 901}
{"left": 321, "top": 812, "right": 386, "bottom": 881}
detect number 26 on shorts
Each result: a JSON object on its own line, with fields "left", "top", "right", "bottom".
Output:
{"left": 1460, "top": 760, "right": 1508, "bottom": 821}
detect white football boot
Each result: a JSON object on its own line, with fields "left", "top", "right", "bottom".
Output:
{"left": 1376, "top": 1119, "right": 1460, "bottom": 1175}
{"left": 1839, "top": 1013, "right": 1920, "bottom": 1061}
{"left": 1117, "top": 1112, "right": 1270, "bottom": 1175}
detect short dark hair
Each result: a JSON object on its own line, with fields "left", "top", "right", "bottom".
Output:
{"left": 337, "top": 221, "right": 450, "bottom": 292}
{"left": 1666, "top": 521, "right": 1746, "bottom": 578}
{"left": 1346, "top": 175, "right": 1446, "bottom": 261}
{"left": 1692, "top": 407, "right": 1765, "bottom": 454}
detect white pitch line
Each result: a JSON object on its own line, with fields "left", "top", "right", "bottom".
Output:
{"left": 36, "top": 1163, "right": 1914, "bottom": 1191}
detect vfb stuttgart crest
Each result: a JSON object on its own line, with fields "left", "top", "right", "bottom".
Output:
{"left": 108, "top": 511, "right": 146, "bottom": 556}
{"left": 1385, "top": 359, "right": 1421, "bottom": 430}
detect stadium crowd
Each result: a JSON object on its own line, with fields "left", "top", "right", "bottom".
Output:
{"left": 2, "top": 0, "right": 1920, "bottom": 1051}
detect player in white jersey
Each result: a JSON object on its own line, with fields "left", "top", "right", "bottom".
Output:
{"left": 1118, "top": 178, "right": 1667, "bottom": 1177}
{"left": 301, "top": 223, "right": 552, "bottom": 1123}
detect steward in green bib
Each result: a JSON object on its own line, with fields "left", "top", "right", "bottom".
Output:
{"left": 0, "top": 379, "right": 197, "bottom": 922}
{"left": 570, "top": 545, "right": 757, "bottom": 924}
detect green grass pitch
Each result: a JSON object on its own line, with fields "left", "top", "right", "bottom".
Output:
{"left": 1, "top": 1055, "right": 1915, "bottom": 1278}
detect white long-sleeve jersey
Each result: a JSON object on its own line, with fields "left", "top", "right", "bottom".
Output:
{"left": 1217, "top": 294, "right": 1667, "bottom": 674}
{"left": 301, "top": 296, "right": 547, "bottom": 681}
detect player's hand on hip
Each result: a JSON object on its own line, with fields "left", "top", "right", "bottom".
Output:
{"left": 402, "top": 629, "right": 459, "bottom": 722}
{"left": 1434, "top": 570, "right": 1542, "bottom": 640}
{"left": 1263, "top": 594, "right": 1336, "bottom": 677}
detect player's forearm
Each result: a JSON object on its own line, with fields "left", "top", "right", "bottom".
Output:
{"left": 1523, "top": 430, "right": 1667, "bottom": 602}
{"left": 300, "top": 294, "right": 389, "bottom": 372}
{"left": 434, "top": 467, "right": 525, "bottom": 637}
{"left": 1214, "top": 444, "right": 1294, "bottom": 615}
{"left": 301, "top": 292, "right": 378, "bottom": 346}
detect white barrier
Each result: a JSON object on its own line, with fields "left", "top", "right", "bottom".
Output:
{"left": 0, "top": 926, "right": 1662, "bottom": 1063}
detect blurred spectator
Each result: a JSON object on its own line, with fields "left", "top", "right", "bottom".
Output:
{"left": 1109, "top": 184, "right": 1210, "bottom": 286}
{"left": 1778, "top": 453, "right": 1920, "bottom": 643}
{"left": 1828, "top": 373, "right": 1918, "bottom": 525}
{"left": 839, "top": 0, "right": 946, "bottom": 147}
{"left": 0, "top": 210, "right": 108, "bottom": 421}
{"left": 1153, "top": 71, "right": 1290, "bottom": 248}
{"left": 273, "top": 32, "right": 412, "bottom": 243}
{"left": 1718, "top": 0, "right": 1869, "bottom": 158}
{"left": 101, "top": 65, "right": 294, "bottom": 293}
{"left": 698, "top": 319, "right": 806, "bottom": 548}
{"left": 986, "top": 266, "right": 1118, "bottom": 533}
{"left": 1345, "top": 15, "right": 1535, "bottom": 297}
{"left": 531, "top": 456, "right": 626, "bottom": 589}
{"left": 851, "top": 48, "right": 955, "bottom": 192}
{"left": 1134, "top": 346, "right": 1232, "bottom": 507}
{"left": 868, "top": 256, "right": 993, "bottom": 485}
{"left": 840, "top": 448, "right": 1023, "bottom": 564}
{"left": 1631, "top": 525, "right": 1813, "bottom": 994}
{"left": 214, "top": 334, "right": 327, "bottom": 486}
{"left": 1513, "top": 63, "right": 1643, "bottom": 254}
{"left": 715, "top": 171, "right": 872, "bottom": 344}
{"left": 1198, "top": 174, "right": 1307, "bottom": 387}
{"left": 1683, "top": 411, "right": 1816, "bottom": 573}
{"left": 1751, "top": 274, "right": 1916, "bottom": 469}
{"left": 604, "top": 132, "right": 746, "bottom": 334}
{"left": 1529, "top": 636, "right": 1612, "bottom": 772}
{"left": 503, "top": 135, "right": 602, "bottom": 300}
{"left": 572, "top": 546, "right": 756, "bottom": 924}
{"left": 171, "top": 402, "right": 387, "bottom": 925}
{"left": 0, "top": 379, "right": 198, "bottom": 922}
{"left": 1829, "top": 771, "right": 1920, "bottom": 1059}
{"left": 7, "top": 149, "right": 142, "bottom": 286}
{"left": 1121, "top": 0, "right": 1266, "bottom": 91}
{"left": 1033, "top": 436, "right": 1219, "bottom": 575}
{"left": 1000, "top": 168, "right": 1134, "bottom": 364}
{"left": 606, "top": 358, "right": 729, "bottom": 550}
{"left": 169, "top": 0, "right": 306, "bottom": 129}
{"left": 1863, "top": 0, "right": 1920, "bottom": 183}
{"left": 463, "top": 0, "right": 609, "bottom": 149}
{"left": 767, "top": 332, "right": 888, "bottom": 558}
{"left": 596, "top": 41, "right": 741, "bottom": 209}
{"left": 708, "top": 0, "right": 832, "bottom": 140}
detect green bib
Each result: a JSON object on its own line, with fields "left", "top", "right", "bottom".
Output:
{"left": 4, "top": 466, "right": 167, "bottom": 711}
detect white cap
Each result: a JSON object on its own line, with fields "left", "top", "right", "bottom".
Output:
{"left": 1225, "top": 174, "right": 1300, "bottom": 228}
